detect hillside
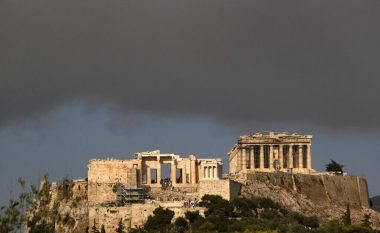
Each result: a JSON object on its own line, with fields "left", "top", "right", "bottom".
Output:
{"left": 371, "top": 195, "right": 380, "bottom": 212}
{"left": 11, "top": 172, "right": 380, "bottom": 232}
{"left": 233, "top": 172, "right": 380, "bottom": 227}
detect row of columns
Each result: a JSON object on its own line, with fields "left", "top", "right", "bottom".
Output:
{"left": 203, "top": 166, "right": 218, "bottom": 179}
{"left": 240, "top": 144, "right": 311, "bottom": 171}
{"left": 145, "top": 156, "right": 197, "bottom": 185}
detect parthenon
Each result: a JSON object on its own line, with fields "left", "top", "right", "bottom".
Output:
{"left": 228, "top": 132, "right": 313, "bottom": 174}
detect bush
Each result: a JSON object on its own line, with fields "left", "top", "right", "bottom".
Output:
{"left": 326, "top": 160, "right": 344, "bottom": 174}
{"left": 144, "top": 207, "right": 174, "bottom": 232}
{"left": 174, "top": 217, "right": 188, "bottom": 233}
{"left": 343, "top": 224, "right": 371, "bottom": 233}
{"left": 57, "top": 178, "right": 74, "bottom": 201}
{"left": 317, "top": 220, "right": 343, "bottom": 233}
{"left": 199, "top": 195, "right": 234, "bottom": 217}
{"left": 302, "top": 215, "right": 319, "bottom": 229}
{"left": 185, "top": 211, "right": 203, "bottom": 223}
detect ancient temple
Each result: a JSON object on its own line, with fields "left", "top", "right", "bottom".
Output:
{"left": 228, "top": 132, "right": 313, "bottom": 174}
{"left": 87, "top": 150, "right": 223, "bottom": 204}
{"left": 133, "top": 150, "right": 223, "bottom": 188}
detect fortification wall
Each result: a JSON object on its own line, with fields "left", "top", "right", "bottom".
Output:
{"left": 244, "top": 172, "right": 370, "bottom": 208}
{"left": 89, "top": 202, "right": 205, "bottom": 232}
{"left": 88, "top": 160, "right": 138, "bottom": 205}
{"left": 198, "top": 179, "right": 241, "bottom": 200}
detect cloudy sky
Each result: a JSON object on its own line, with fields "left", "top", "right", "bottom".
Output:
{"left": 1, "top": 0, "right": 380, "bottom": 203}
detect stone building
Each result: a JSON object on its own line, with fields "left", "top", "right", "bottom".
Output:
{"left": 87, "top": 150, "right": 239, "bottom": 232}
{"left": 88, "top": 150, "right": 224, "bottom": 205}
{"left": 134, "top": 150, "right": 223, "bottom": 189}
{"left": 228, "top": 132, "right": 313, "bottom": 174}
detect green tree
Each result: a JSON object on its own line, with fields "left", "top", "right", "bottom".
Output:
{"left": 342, "top": 204, "right": 351, "bottom": 226}
{"left": 361, "top": 214, "right": 371, "bottom": 228}
{"left": 57, "top": 177, "right": 74, "bottom": 201}
{"left": 326, "top": 159, "right": 344, "bottom": 174}
{"left": 116, "top": 219, "right": 126, "bottom": 233}
{"left": 174, "top": 217, "right": 188, "bottom": 233}
{"left": 101, "top": 224, "right": 106, "bottom": 233}
{"left": 91, "top": 219, "right": 100, "bottom": 233}
{"left": 27, "top": 174, "right": 55, "bottom": 233}
{"left": 144, "top": 207, "right": 174, "bottom": 232}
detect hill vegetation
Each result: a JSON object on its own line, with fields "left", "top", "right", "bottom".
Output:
{"left": 1, "top": 175, "right": 378, "bottom": 233}
{"left": 127, "top": 195, "right": 376, "bottom": 233}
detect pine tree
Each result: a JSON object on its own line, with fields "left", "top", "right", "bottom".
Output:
{"left": 100, "top": 224, "right": 106, "bottom": 233}
{"left": 91, "top": 219, "right": 100, "bottom": 233}
{"left": 361, "top": 214, "right": 371, "bottom": 228}
{"left": 326, "top": 159, "right": 344, "bottom": 174}
{"left": 116, "top": 219, "right": 125, "bottom": 233}
{"left": 342, "top": 204, "right": 351, "bottom": 225}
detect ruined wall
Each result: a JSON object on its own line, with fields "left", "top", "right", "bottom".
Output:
{"left": 89, "top": 202, "right": 205, "bottom": 232}
{"left": 88, "top": 160, "right": 138, "bottom": 205}
{"left": 198, "top": 179, "right": 242, "bottom": 201}
{"left": 244, "top": 172, "right": 369, "bottom": 208}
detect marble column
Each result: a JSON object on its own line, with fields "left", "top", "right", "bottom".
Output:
{"left": 171, "top": 160, "right": 177, "bottom": 184}
{"left": 307, "top": 144, "right": 312, "bottom": 169}
{"left": 147, "top": 167, "right": 151, "bottom": 185}
{"left": 250, "top": 146, "right": 254, "bottom": 170}
{"left": 288, "top": 144, "right": 293, "bottom": 169}
{"left": 279, "top": 145, "right": 283, "bottom": 170}
{"left": 269, "top": 145, "right": 273, "bottom": 170}
{"left": 260, "top": 145, "right": 264, "bottom": 169}
{"left": 157, "top": 158, "right": 161, "bottom": 184}
{"left": 138, "top": 160, "right": 143, "bottom": 185}
{"left": 241, "top": 146, "right": 246, "bottom": 171}
{"left": 191, "top": 158, "right": 196, "bottom": 184}
{"left": 182, "top": 166, "right": 186, "bottom": 184}
{"left": 298, "top": 145, "right": 303, "bottom": 169}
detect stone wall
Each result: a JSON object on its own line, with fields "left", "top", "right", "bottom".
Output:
{"left": 89, "top": 201, "right": 205, "bottom": 232}
{"left": 88, "top": 160, "right": 138, "bottom": 205}
{"left": 198, "top": 179, "right": 242, "bottom": 201}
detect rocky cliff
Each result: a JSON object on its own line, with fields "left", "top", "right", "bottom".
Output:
{"left": 234, "top": 172, "right": 380, "bottom": 227}
{"left": 38, "top": 172, "right": 380, "bottom": 232}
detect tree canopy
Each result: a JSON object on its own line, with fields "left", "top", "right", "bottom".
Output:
{"left": 326, "top": 159, "right": 344, "bottom": 174}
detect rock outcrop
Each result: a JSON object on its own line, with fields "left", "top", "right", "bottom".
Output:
{"left": 234, "top": 172, "right": 380, "bottom": 227}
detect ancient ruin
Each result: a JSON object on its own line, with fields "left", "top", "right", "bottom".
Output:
{"left": 229, "top": 132, "right": 313, "bottom": 174}
{"left": 87, "top": 150, "right": 239, "bottom": 232}
{"left": 45, "top": 132, "right": 376, "bottom": 232}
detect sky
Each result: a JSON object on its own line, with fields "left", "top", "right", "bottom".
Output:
{"left": 1, "top": 0, "right": 380, "bottom": 203}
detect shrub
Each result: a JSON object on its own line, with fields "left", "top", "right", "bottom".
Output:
{"left": 144, "top": 207, "right": 174, "bottom": 232}
{"left": 174, "top": 217, "right": 188, "bottom": 233}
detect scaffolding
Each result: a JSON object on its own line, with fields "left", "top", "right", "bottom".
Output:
{"left": 116, "top": 186, "right": 146, "bottom": 205}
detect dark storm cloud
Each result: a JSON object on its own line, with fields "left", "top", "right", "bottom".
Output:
{"left": 1, "top": 0, "right": 380, "bottom": 131}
